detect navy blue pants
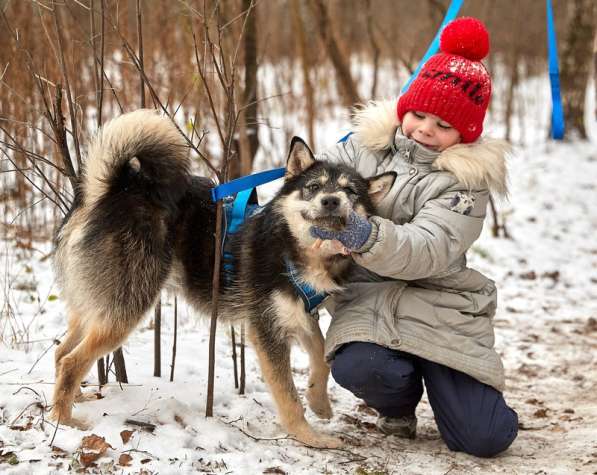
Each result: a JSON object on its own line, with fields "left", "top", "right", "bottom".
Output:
{"left": 331, "top": 342, "right": 518, "bottom": 458}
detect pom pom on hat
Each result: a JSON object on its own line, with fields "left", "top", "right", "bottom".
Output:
{"left": 397, "top": 16, "right": 492, "bottom": 143}
{"left": 440, "top": 17, "right": 490, "bottom": 61}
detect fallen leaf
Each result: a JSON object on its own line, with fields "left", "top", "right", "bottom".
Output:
{"left": 10, "top": 416, "right": 33, "bottom": 431}
{"left": 518, "top": 421, "right": 548, "bottom": 431}
{"left": 79, "top": 434, "right": 113, "bottom": 467}
{"left": 120, "top": 430, "right": 134, "bottom": 444}
{"left": 584, "top": 317, "right": 597, "bottom": 334}
{"left": 51, "top": 446, "right": 67, "bottom": 459}
{"left": 518, "top": 364, "right": 540, "bottom": 377}
{"left": 263, "top": 468, "right": 287, "bottom": 474}
{"left": 533, "top": 408, "right": 549, "bottom": 418}
{"left": 0, "top": 451, "right": 18, "bottom": 465}
{"left": 81, "top": 434, "right": 113, "bottom": 452}
{"left": 341, "top": 414, "right": 377, "bottom": 431}
{"left": 541, "top": 270, "right": 559, "bottom": 281}
{"left": 79, "top": 452, "right": 99, "bottom": 467}
{"left": 118, "top": 453, "right": 133, "bottom": 467}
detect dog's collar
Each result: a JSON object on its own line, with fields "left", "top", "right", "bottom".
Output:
{"left": 284, "top": 257, "right": 328, "bottom": 316}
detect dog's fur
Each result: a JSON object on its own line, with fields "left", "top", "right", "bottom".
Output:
{"left": 50, "top": 109, "right": 396, "bottom": 448}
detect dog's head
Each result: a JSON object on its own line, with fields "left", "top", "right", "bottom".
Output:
{"left": 275, "top": 137, "right": 396, "bottom": 244}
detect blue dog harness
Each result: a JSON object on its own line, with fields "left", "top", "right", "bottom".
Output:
{"left": 218, "top": 175, "right": 328, "bottom": 315}
{"left": 284, "top": 257, "right": 328, "bottom": 315}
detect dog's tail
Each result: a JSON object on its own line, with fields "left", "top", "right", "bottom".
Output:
{"left": 56, "top": 110, "right": 191, "bottom": 325}
{"left": 82, "top": 109, "right": 190, "bottom": 212}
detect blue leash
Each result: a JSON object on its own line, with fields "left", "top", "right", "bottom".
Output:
{"left": 546, "top": 0, "right": 565, "bottom": 139}
{"left": 211, "top": 167, "right": 285, "bottom": 202}
{"left": 401, "top": 0, "right": 464, "bottom": 93}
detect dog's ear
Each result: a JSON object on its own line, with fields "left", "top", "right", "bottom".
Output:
{"left": 286, "top": 137, "right": 316, "bottom": 178}
{"left": 367, "top": 172, "right": 396, "bottom": 205}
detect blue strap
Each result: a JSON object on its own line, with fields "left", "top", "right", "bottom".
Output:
{"left": 284, "top": 258, "right": 328, "bottom": 314}
{"left": 546, "top": 0, "right": 565, "bottom": 139}
{"left": 337, "top": 132, "right": 353, "bottom": 143}
{"left": 401, "top": 0, "right": 464, "bottom": 94}
{"left": 222, "top": 189, "right": 259, "bottom": 285}
{"left": 211, "top": 167, "right": 285, "bottom": 202}
{"left": 229, "top": 188, "right": 253, "bottom": 233}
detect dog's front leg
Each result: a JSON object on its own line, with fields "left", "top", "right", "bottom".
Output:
{"left": 248, "top": 324, "right": 341, "bottom": 449}
{"left": 296, "top": 318, "right": 333, "bottom": 420}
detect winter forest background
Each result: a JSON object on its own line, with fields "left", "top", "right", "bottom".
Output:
{"left": 1, "top": 0, "right": 596, "bottom": 474}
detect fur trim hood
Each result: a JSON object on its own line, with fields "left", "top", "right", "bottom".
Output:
{"left": 352, "top": 100, "right": 510, "bottom": 196}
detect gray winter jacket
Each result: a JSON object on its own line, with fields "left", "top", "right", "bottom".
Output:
{"left": 319, "top": 100, "right": 511, "bottom": 391}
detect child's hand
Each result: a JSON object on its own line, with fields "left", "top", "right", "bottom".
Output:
{"left": 310, "top": 211, "right": 372, "bottom": 252}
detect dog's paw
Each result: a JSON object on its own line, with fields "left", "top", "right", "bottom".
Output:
{"left": 48, "top": 410, "right": 90, "bottom": 431}
{"left": 61, "top": 417, "right": 90, "bottom": 431}
{"left": 74, "top": 390, "right": 100, "bottom": 403}
{"left": 298, "top": 431, "right": 343, "bottom": 449}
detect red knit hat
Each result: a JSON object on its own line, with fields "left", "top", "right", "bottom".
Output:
{"left": 397, "top": 17, "right": 491, "bottom": 143}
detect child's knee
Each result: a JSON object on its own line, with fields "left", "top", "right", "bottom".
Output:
{"left": 330, "top": 342, "right": 417, "bottom": 393}
{"left": 453, "top": 407, "right": 519, "bottom": 458}
{"left": 331, "top": 342, "right": 374, "bottom": 390}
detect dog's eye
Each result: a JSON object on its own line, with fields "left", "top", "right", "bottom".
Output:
{"left": 343, "top": 187, "right": 356, "bottom": 195}
{"left": 307, "top": 183, "right": 321, "bottom": 193}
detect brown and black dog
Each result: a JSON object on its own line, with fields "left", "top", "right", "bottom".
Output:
{"left": 50, "top": 110, "right": 395, "bottom": 447}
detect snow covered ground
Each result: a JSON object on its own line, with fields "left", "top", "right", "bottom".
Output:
{"left": 1, "top": 137, "right": 595, "bottom": 474}
{"left": 1, "top": 80, "right": 597, "bottom": 475}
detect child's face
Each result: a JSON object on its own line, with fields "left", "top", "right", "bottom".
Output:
{"left": 401, "top": 111, "right": 461, "bottom": 151}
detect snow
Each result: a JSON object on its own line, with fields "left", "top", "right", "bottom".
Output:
{"left": 1, "top": 67, "right": 597, "bottom": 473}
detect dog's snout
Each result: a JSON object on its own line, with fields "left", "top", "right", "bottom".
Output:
{"left": 321, "top": 195, "right": 340, "bottom": 212}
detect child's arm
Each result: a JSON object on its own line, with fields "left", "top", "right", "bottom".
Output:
{"left": 316, "top": 135, "right": 361, "bottom": 166}
{"left": 317, "top": 134, "right": 386, "bottom": 178}
{"left": 352, "top": 186, "right": 490, "bottom": 281}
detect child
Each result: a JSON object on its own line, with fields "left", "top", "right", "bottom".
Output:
{"left": 311, "top": 17, "right": 518, "bottom": 458}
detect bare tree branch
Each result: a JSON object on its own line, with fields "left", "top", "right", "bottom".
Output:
{"left": 52, "top": 1, "right": 82, "bottom": 172}
{"left": 136, "top": 0, "right": 145, "bottom": 108}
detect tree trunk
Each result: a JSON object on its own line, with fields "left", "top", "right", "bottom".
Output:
{"left": 593, "top": 31, "right": 597, "bottom": 122}
{"left": 365, "top": 0, "right": 381, "bottom": 99}
{"left": 170, "top": 296, "right": 178, "bottom": 382}
{"left": 291, "top": 0, "right": 316, "bottom": 146}
{"left": 308, "top": 0, "right": 361, "bottom": 108}
{"left": 560, "top": 0, "right": 596, "bottom": 139}
{"left": 114, "top": 348, "right": 128, "bottom": 383}
{"left": 97, "top": 358, "right": 107, "bottom": 387}
{"left": 239, "top": 323, "right": 246, "bottom": 395}
{"left": 153, "top": 298, "right": 161, "bottom": 377}
{"left": 504, "top": 17, "right": 522, "bottom": 143}
{"left": 242, "top": 0, "right": 258, "bottom": 175}
{"left": 231, "top": 325, "right": 238, "bottom": 389}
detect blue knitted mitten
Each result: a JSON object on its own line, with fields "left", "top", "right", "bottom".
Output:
{"left": 310, "top": 211, "right": 372, "bottom": 251}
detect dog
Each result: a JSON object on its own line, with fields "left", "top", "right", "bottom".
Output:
{"left": 49, "top": 109, "right": 396, "bottom": 448}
